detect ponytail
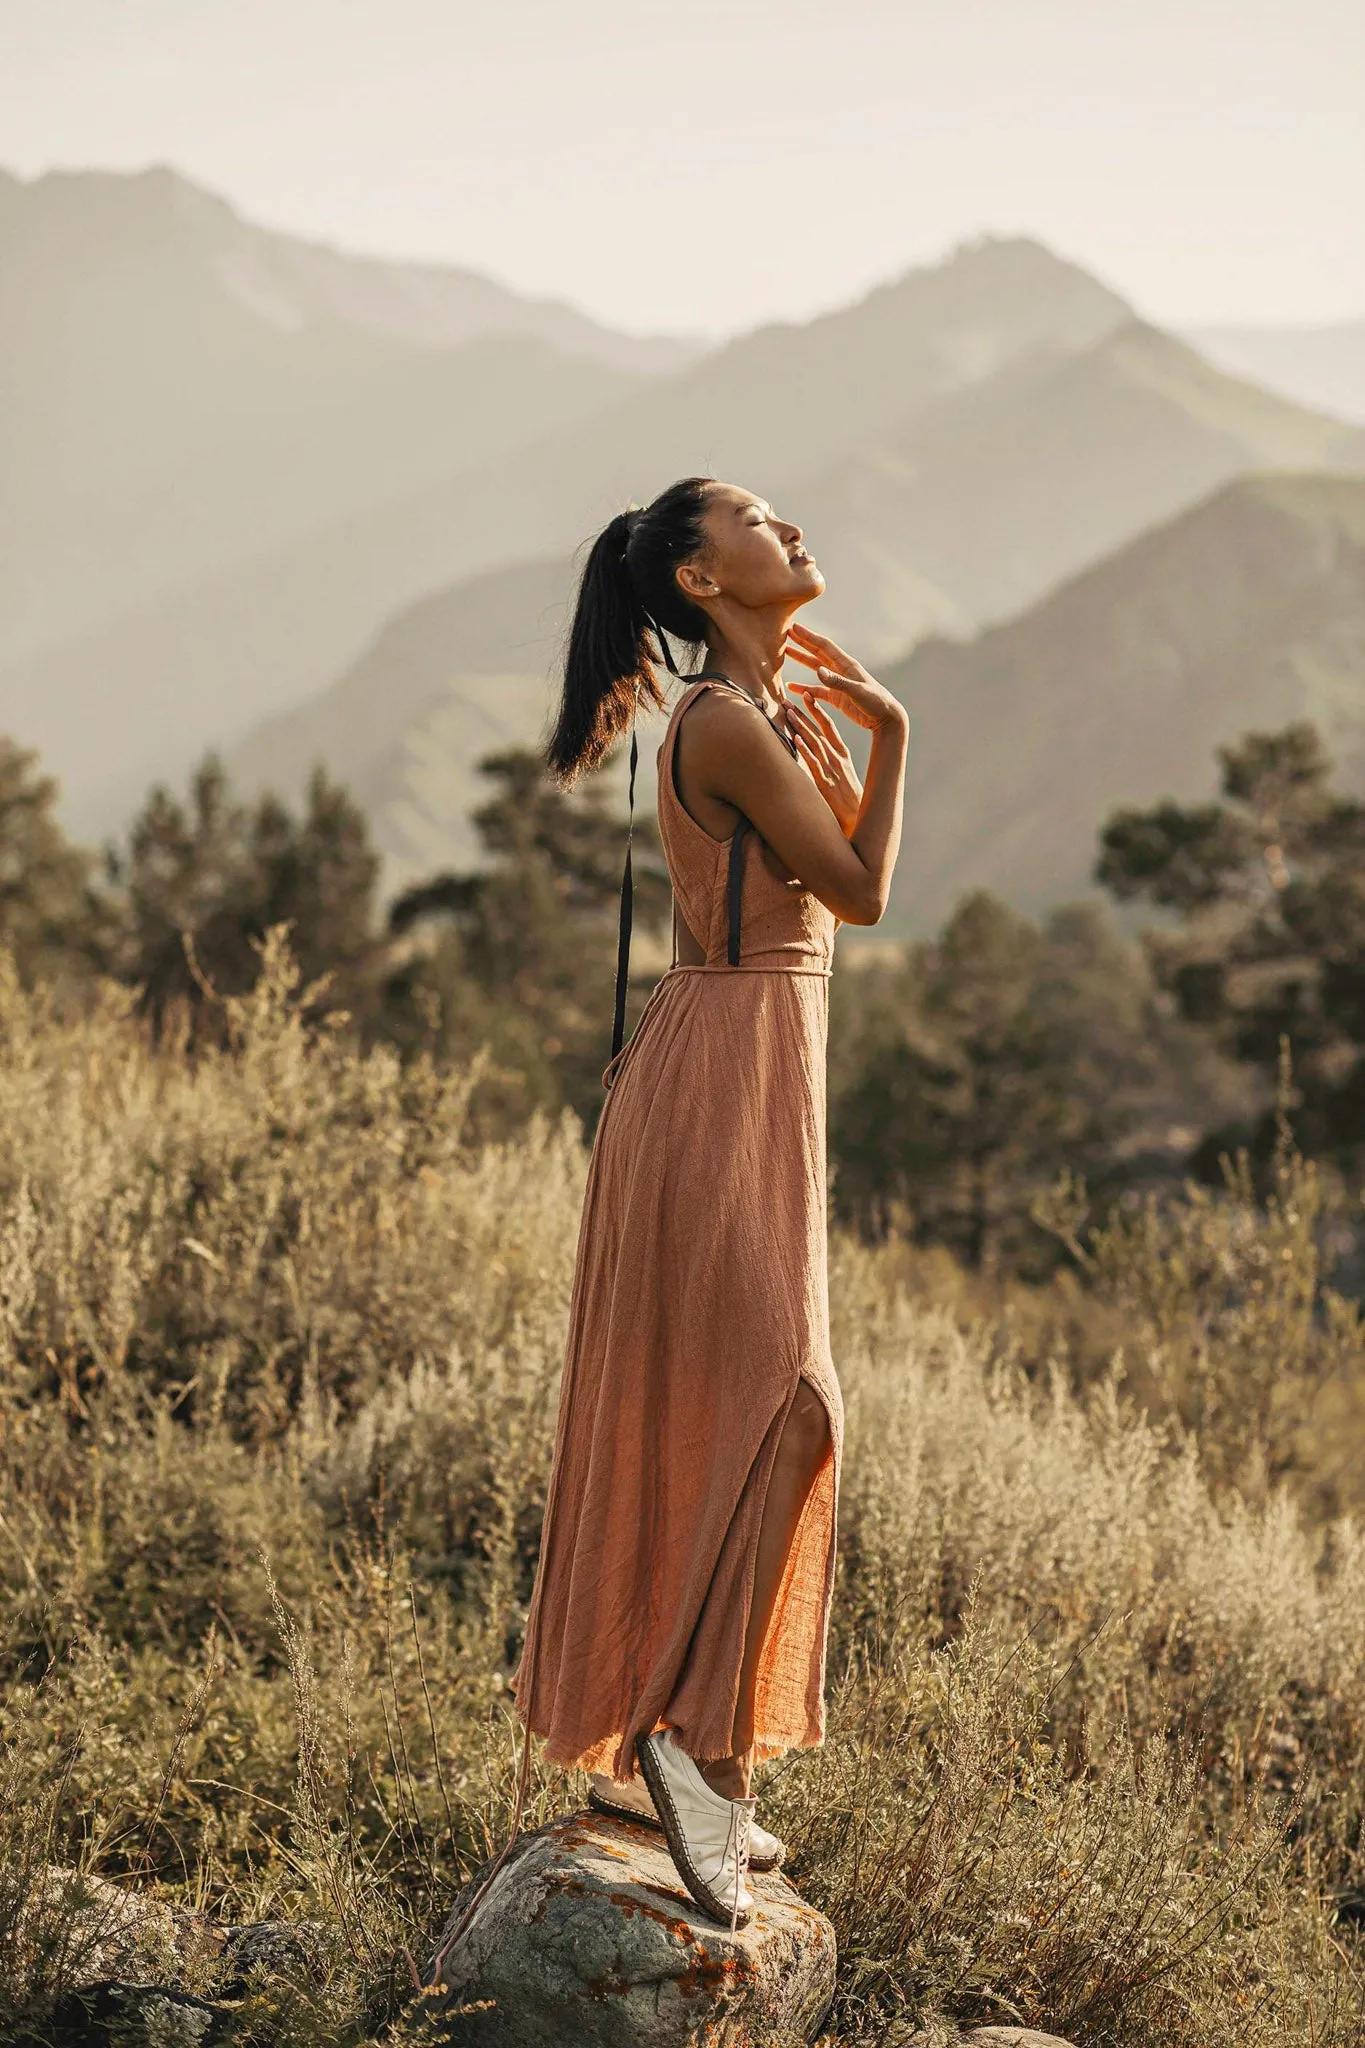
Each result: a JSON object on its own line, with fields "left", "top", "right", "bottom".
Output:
{"left": 546, "top": 476, "right": 715, "bottom": 785}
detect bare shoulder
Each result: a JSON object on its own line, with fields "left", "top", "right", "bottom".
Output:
{"left": 679, "top": 684, "right": 777, "bottom": 770}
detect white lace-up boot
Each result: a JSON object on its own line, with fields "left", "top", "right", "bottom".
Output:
{"left": 635, "top": 1729, "right": 757, "bottom": 1930}
{"left": 588, "top": 1766, "right": 785, "bottom": 1870}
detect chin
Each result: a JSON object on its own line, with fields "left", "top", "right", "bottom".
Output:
{"left": 796, "top": 566, "right": 826, "bottom": 598}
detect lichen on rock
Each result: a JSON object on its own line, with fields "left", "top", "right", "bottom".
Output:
{"left": 419, "top": 1808, "right": 837, "bottom": 2047}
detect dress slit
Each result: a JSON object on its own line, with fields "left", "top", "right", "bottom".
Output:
{"left": 672, "top": 1365, "right": 837, "bottom": 1769}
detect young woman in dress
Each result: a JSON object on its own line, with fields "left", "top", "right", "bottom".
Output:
{"left": 513, "top": 475, "right": 908, "bottom": 1930}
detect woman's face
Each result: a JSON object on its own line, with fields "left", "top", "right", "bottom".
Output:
{"left": 679, "top": 483, "right": 825, "bottom": 613}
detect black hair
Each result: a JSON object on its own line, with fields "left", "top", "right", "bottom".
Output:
{"left": 546, "top": 475, "right": 716, "bottom": 785}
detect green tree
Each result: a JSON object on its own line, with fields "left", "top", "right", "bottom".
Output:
{"left": 385, "top": 745, "right": 670, "bottom": 1130}
{"left": 831, "top": 891, "right": 1221, "bottom": 1272}
{"left": 0, "top": 737, "right": 113, "bottom": 992}
{"left": 107, "top": 754, "right": 382, "bottom": 1028}
{"left": 1097, "top": 721, "right": 1365, "bottom": 1173}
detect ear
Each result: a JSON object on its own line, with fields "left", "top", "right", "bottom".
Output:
{"left": 675, "top": 559, "right": 718, "bottom": 601}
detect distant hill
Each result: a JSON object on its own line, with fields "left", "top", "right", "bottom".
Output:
{"left": 8, "top": 172, "right": 1364, "bottom": 852}
{"left": 0, "top": 166, "right": 699, "bottom": 372}
{"left": 881, "top": 473, "right": 1365, "bottom": 935}
{"left": 4, "top": 217, "right": 1139, "bottom": 836}
{"left": 291, "top": 231, "right": 1134, "bottom": 622}
{"left": 0, "top": 164, "right": 666, "bottom": 664}
{"left": 1188, "top": 319, "right": 1365, "bottom": 428}
{"left": 803, "top": 320, "right": 1365, "bottom": 656}
{"left": 224, "top": 326, "right": 1365, "bottom": 897}
{"left": 227, "top": 556, "right": 577, "bottom": 890}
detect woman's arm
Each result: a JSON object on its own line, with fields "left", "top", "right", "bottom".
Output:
{"left": 686, "top": 625, "right": 909, "bottom": 927}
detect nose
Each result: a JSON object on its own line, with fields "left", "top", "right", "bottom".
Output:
{"left": 780, "top": 517, "right": 802, "bottom": 546}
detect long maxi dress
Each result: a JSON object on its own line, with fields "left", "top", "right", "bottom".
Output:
{"left": 511, "top": 674, "right": 844, "bottom": 1783}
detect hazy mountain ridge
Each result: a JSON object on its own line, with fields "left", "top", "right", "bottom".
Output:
{"left": 0, "top": 165, "right": 655, "bottom": 659}
{"left": 220, "top": 322, "right": 1365, "bottom": 896}
{"left": 803, "top": 318, "right": 1365, "bottom": 654}
{"left": 227, "top": 556, "right": 577, "bottom": 888}
{"left": 882, "top": 471, "right": 1365, "bottom": 934}
{"left": 4, "top": 202, "right": 1152, "bottom": 834}
{"left": 0, "top": 165, "right": 698, "bottom": 367}
{"left": 6, "top": 165, "right": 1363, "bottom": 864}
{"left": 1187, "top": 317, "right": 1365, "bottom": 428}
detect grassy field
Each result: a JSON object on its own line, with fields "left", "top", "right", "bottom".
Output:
{"left": 2, "top": 933, "right": 1364, "bottom": 2044}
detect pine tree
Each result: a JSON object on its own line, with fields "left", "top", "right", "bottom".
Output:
{"left": 830, "top": 891, "right": 1219, "bottom": 1270}
{"left": 1097, "top": 721, "right": 1365, "bottom": 1172}
{"left": 108, "top": 754, "right": 382, "bottom": 1028}
{"left": 0, "top": 737, "right": 113, "bottom": 992}
{"left": 385, "top": 745, "right": 669, "bottom": 1129}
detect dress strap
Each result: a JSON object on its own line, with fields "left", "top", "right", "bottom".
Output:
{"left": 610, "top": 669, "right": 801, "bottom": 1070}
{"left": 695, "top": 674, "right": 801, "bottom": 970}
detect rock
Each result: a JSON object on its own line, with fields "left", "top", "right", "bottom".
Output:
{"left": 964, "top": 2033, "right": 1078, "bottom": 2046}
{"left": 218, "top": 1917, "right": 332, "bottom": 1996}
{"left": 21, "top": 1981, "right": 234, "bottom": 2047}
{"left": 421, "top": 1807, "right": 837, "bottom": 2046}
{"left": 7, "top": 1875, "right": 334, "bottom": 2046}
{"left": 904, "top": 2029, "right": 1078, "bottom": 2047}
{"left": 14, "top": 1867, "right": 227, "bottom": 1990}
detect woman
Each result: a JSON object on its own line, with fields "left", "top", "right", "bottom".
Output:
{"left": 513, "top": 475, "right": 908, "bottom": 1930}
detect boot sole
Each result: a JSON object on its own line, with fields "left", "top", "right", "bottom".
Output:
{"left": 587, "top": 1786, "right": 782, "bottom": 1871}
{"left": 635, "top": 1734, "right": 754, "bottom": 1931}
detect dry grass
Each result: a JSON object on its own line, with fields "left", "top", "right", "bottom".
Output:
{"left": 0, "top": 933, "right": 1362, "bottom": 2043}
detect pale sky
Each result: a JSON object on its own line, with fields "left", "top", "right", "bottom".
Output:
{"left": 3, "top": 0, "right": 1362, "bottom": 339}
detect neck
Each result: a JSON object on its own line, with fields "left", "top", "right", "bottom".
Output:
{"left": 701, "top": 608, "right": 793, "bottom": 711}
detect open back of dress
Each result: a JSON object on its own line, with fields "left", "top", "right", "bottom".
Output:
{"left": 512, "top": 677, "right": 844, "bottom": 1780}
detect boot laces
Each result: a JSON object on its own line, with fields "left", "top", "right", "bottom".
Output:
{"left": 726, "top": 1799, "right": 754, "bottom": 1934}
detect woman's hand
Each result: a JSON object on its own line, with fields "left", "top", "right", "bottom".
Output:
{"left": 778, "top": 689, "right": 863, "bottom": 835}
{"left": 782, "top": 621, "right": 908, "bottom": 735}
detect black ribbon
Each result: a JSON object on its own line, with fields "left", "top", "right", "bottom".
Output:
{"left": 610, "top": 622, "right": 688, "bottom": 1064}
{"left": 611, "top": 711, "right": 640, "bottom": 1063}
{"left": 610, "top": 639, "right": 798, "bottom": 1067}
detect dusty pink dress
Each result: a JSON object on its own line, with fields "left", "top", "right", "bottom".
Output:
{"left": 511, "top": 675, "right": 843, "bottom": 1781}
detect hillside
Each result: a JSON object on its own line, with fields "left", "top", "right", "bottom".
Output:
{"left": 226, "top": 556, "right": 579, "bottom": 889}
{"left": 3, "top": 221, "right": 1138, "bottom": 836}
{"left": 225, "top": 342, "right": 1364, "bottom": 898}
{"left": 1189, "top": 318, "right": 1365, "bottom": 428}
{"left": 882, "top": 472, "right": 1365, "bottom": 935}
{"left": 0, "top": 165, "right": 660, "bottom": 664}
{"left": 803, "top": 320, "right": 1365, "bottom": 654}
{"left": 9, "top": 173, "right": 1363, "bottom": 851}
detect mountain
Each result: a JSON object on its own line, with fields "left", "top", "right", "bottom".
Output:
{"left": 881, "top": 473, "right": 1365, "bottom": 936}
{"left": 0, "top": 164, "right": 675, "bottom": 662}
{"left": 222, "top": 320, "right": 1365, "bottom": 895}
{"left": 262, "top": 232, "right": 1134, "bottom": 622}
{"left": 802, "top": 319, "right": 1365, "bottom": 655}
{"left": 9, "top": 175, "right": 1364, "bottom": 852}
{"left": 227, "top": 556, "right": 577, "bottom": 889}
{"left": 6, "top": 221, "right": 1145, "bottom": 836}
{"left": 1188, "top": 319, "right": 1365, "bottom": 428}
{"left": 0, "top": 166, "right": 700, "bottom": 373}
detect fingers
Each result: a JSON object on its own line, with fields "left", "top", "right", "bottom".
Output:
{"left": 787, "top": 620, "right": 855, "bottom": 665}
{"left": 783, "top": 641, "right": 825, "bottom": 673}
{"left": 791, "top": 726, "right": 838, "bottom": 788}
{"left": 795, "top": 694, "right": 846, "bottom": 749}
{"left": 787, "top": 700, "right": 832, "bottom": 768}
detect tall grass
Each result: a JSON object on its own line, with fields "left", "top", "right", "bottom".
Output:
{"left": 0, "top": 934, "right": 1361, "bottom": 2043}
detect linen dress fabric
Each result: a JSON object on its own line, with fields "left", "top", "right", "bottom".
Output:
{"left": 511, "top": 675, "right": 844, "bottom": 1783}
